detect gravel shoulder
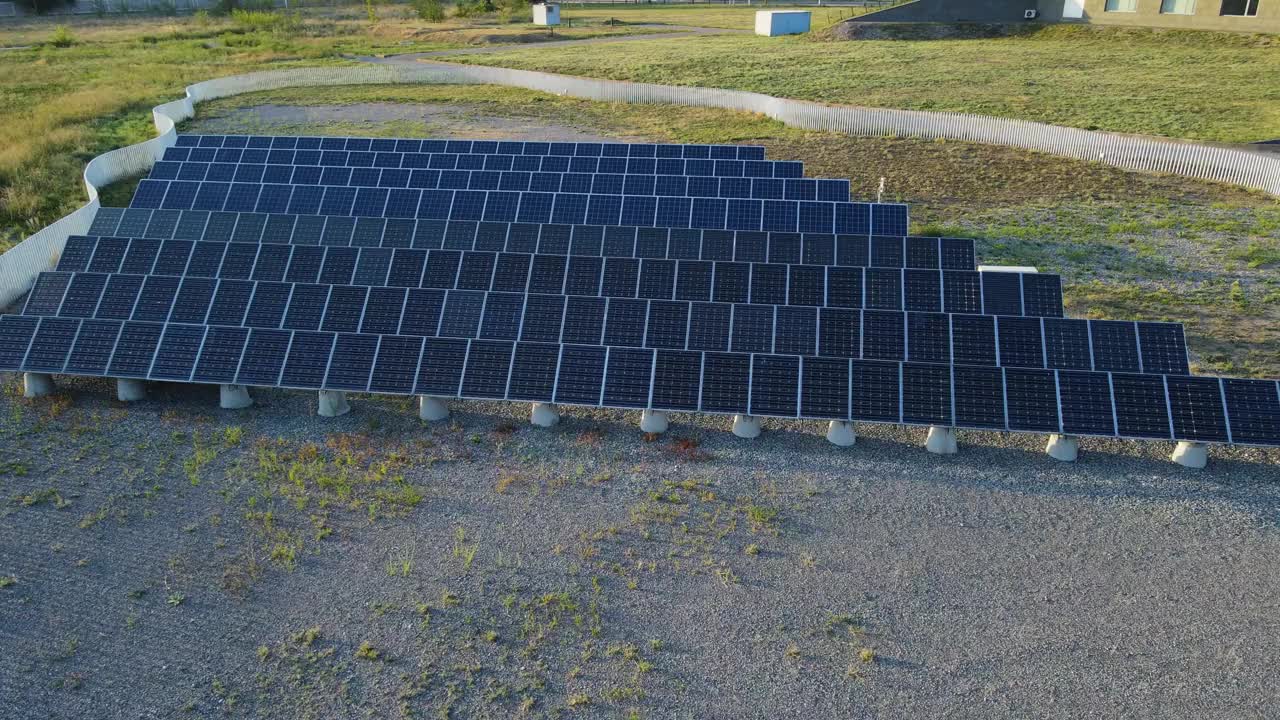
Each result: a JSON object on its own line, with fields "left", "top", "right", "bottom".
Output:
{"left": 1, "top": 378, "right": 1278, "bottom": 719}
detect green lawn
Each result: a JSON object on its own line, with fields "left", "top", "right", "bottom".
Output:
{"left": 448, "top": 24, "right": 1280, "bottom": 143}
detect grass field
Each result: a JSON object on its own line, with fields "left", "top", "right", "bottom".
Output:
{"left": 449, "top": 24, "right": 1280, "bottom": 143}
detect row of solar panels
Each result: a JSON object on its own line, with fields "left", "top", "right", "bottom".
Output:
{"left": 174, "top": 134, "right": 770, "bottom": 160}
{"left": 0, "top": 315, "right": 1273, "bottom": 446}
{"left": 156, "top": 150, "right": 801, "bottom": 180}
{"left": 87, "top": 209, "right": 954, "bottom": 269}
{"left": 16, "top": 274, "right": 1187, "bottom": 375}
{"left": 46, "top": 242, "right": 1060, "bottom": 316}
{"left": 129, "top": 183, "right": 910, "bottom": 236}
{"left": 149, "top": 163, "right": 850, "bottom": 202}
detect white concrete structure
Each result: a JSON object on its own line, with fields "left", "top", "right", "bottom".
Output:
{"left": 1171, "top": 441, "right": 1208, "bottom": 469}
{"left": 23, "top": 372, "right": 54, "bottom": 398}
{"left": 532, "top": 3, "right": 560, "bottom": 26}
{"left": 220, "top": 384, "right": 253, "bottom": 410}
{"left": 317, "top": 390, "right": 350, "bottom": 417}
{"left": 826, "top": 420, "right": 856, "bottom": 447}
{"left": 925, "top": 426, "right": 957, "bottom": 454}
{"left": 755, "top": 10, "right": 810, "bottom": 36}
{"left": 732, "top": 414, "right": 762, "bottom": 439}
{"left": 418, "top": 395, "right": 450, "bottom": 421}
{"left": 640, "top": 409, "right": 669, "bottom": 434}
{"left": 116, "top": 378, "right": 146, "bottom": 402}
{"left": 1045, "top": 434, "right": 1079, "bottom": 462}
{"left": 531, "top": 402, "right": 560, "bottom": 427}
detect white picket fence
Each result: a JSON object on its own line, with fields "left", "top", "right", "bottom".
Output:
{"left": 2, "top": 62, "right": 1277, "bottom": 309}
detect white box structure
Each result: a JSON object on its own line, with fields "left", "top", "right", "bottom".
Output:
{"left": 754, "top": 10, "right": 810, "bottom": 37}
{"left": 532, "top": 3, "right": 560, "bottom": 26}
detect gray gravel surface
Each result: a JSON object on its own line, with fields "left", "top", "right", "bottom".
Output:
{"left": 1, "top": 375, "right": 1278, "bottom": 719}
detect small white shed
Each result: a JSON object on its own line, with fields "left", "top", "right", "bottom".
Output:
{"left": 533, "top": 3, "right": 560, "bottom": 26}
{"left": 754, "top": 10, "right": 810, "bottom": 36}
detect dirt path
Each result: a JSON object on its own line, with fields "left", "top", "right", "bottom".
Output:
{"left": 357, "top": 23, "right": 747, "bottom": 64}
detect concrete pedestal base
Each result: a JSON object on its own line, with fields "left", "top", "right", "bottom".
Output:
{"left": 826, "top": 420, "right": 856, "bottom": 447}
{"left": 640, "top": 409, "right": 669, "bottom": 434}
{"left": 23, "top": 372, "right": 54, "bottom": 398}
{"left": 220, "top": 384, "right": 253, "bottom": 410}
{"left": 1045, "top": 434, "right": 1078, "bottom": 462}
{"left": 1171, "top": 441, "right": 1208, "bottom": 469}
{"left": 732, "top": 414, "right": 761, "bottom": 439}
{"left": 925, "top": 425, "right": 957, "bottom": 455}
{"left": 531, "top": 402, "right": 560, "bottom": 427}
{"left": 116, "top": 378, "right": 146, "bottom": 402}
{"left": 317, "top": 390, "right": 350, "bottom": 417}
{"left": 418, "top": 395, "right": 450, "bottom": 421}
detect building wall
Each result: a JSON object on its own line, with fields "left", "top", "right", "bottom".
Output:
{"left": 854, "top": 0, "right": 1279, "bottom": 32}
{"left": 851, "top": 0, "right": 1037, "bottom": 24}
{"left": 1037, "top": 0, "right": 1279, "bottom": 33}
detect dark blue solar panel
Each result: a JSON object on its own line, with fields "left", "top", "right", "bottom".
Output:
{"left": 953, "top": 365, "right": 1005, "bottom": 429}
{"left": 1166, "top": 375, "right": 1228, "bottom": 443}
{"left": 1057, "top": 370, "right": 1115, "bottom": 436}
{"left": 700, "top": 352, "right": 749, "bottom": 413}
{"left": 324, "top": 333, "right": 378, "bottom": 391}
{"left": 22, "top": 317, "right": 79, "bottom": 373}
{"left": 902, "top": 363, "right": 951, "bottom": 425}
{"left": 555, "top": 344, "right": 606, "bottom": 405}
{"left": 149, "top": 323, "right": 205, "bottom": 381}
{"left": 1111, "top": 373, "right": 1171, "bottom": 439}
{"left": 1222, "top": 378, "right": 1280, "bottom": 446}
{"left": 107, "top": 321, "right": 163, "bottom": 378}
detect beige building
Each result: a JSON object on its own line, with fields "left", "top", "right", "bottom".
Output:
{"left": 856, "top": 0, "right": 1278, "bottom": 34}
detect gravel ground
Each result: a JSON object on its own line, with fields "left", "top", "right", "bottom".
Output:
{"left": 191, "top": 102, "right": 632, "bottom": 144}
{"left": 0, "top": 375, "right": 1278, "bottom": 720}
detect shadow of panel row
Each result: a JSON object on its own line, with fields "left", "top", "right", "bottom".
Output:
{"left": 14, "top": 277, "right": 1187, "bottom": 374}
{"left": 86, "top": 209, "right": 961, "bottom": 269}
{"left": 44, "top": 243, "right": 1058, "bottom": 317}
{"left": 0, "top": 315, "right": 1274, "bottom": 446}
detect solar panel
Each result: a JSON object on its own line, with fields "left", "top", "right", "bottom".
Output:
{"left": 77, "top": 211, "right": 976, "bottom": 272}
{"left": 15, "top": 273, "right": 1105, "bottom": 384}
{"left": 4, "top": 136, "right": 1274, "bottom": 452}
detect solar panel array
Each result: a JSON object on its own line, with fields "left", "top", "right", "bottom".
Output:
{"left": 1, "top": 134, "right": 1277, "bottom": 449}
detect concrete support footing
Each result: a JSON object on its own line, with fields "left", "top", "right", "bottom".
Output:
{"left": 732, "top": 414, "right": 761, "bottom": 439}
{"left": 1045, "top": 434, "right": 1079, "bottom": 462}
{"left": 317, "top": 390, "right": 350, "bottom": 417}
{"left": 826, "top": 420, "right": 856, "bottom": 447}
{"left": 418, "top": 395, "right": 450, "bottom": 421}
{"left": 220, "top": 384, "right": 253, "bottom": 410}
{"left": 1171, "top": 441, "right": 1208, "bottom": 469}
{"left": 116, "top": 378, "right": 146, "bottom": 402}
{"left": 23, "top": 372, "right": 54, "bottom": 398}
{"left": 640, "top": 409, "right": 669, "bottom": 434}
{"left": 531, "top": 402, "right": 560, "bottom": 427}
{"left": 925, "top": 425, "right": 957, "bottom": 455}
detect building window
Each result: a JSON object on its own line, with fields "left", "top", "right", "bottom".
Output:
{"left": 1220, "top": 0, "right": 1259, "bottom": 15}
{"left": 1105, "top": 0, "right": 1138, "bottom": 10}
{"left": 1160, "top": 0, "right": 1196, "bottom": 12}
